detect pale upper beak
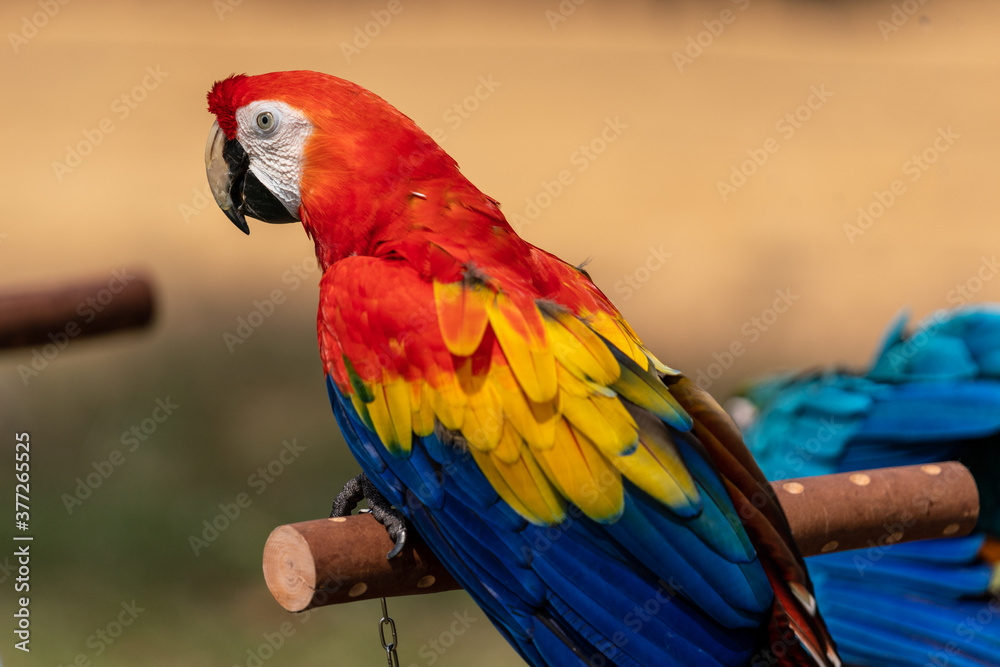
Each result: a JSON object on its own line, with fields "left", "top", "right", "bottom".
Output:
{"left": 205, "top": 120, "right": 249, "bottom": 234}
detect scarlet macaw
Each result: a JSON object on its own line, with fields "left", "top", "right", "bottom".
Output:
{"left": 205, "top": 70, "right": 839, "bottom": 666}
{"left": 733, "top": 307, "right": 1000, "bottom": 666}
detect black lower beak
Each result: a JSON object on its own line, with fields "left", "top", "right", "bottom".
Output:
{"left": 221, "top": 137, "right": 251, "bottom": 234}
{"left": 241, "top": 167, "right": 300, "bottom": 227}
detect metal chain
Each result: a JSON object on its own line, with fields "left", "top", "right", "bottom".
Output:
{"left": 378, "top": 596, "right": 400, "bottom": 667}
{"left": 357, "top": 507, "right": 400, "bottom": 666}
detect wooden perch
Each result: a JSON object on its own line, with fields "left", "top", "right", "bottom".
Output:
{"left": 263, "top": 461, "right": 979, "bottom": 612}
{"left": 0, "top": 270, "right": 155, "bottom": 350}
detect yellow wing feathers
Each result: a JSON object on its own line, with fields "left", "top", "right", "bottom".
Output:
{"left": 353, "top": 279, "right": 700, "bottom": 524}
{"left": 488, "top": 292, "right": 558, "bottom": 404}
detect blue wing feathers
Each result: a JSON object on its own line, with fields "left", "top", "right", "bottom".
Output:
{"left": 672, "top": 434, "right": 760, "bottom": 564}
{"left": 533, "top": 513, "right": 756, "bottom": 666}
{"left": 328, "top": 379, "right": 772, "bottom": 665}
{"left": 530, "top": 608, "right": 616, "bottom": 667}
{"left": 606, "top": 490, "right": 770, "bottom": 628}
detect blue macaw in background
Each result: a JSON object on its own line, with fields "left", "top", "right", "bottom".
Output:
{"left": 731, "top": 306, "right": 1000, "bottom": 666}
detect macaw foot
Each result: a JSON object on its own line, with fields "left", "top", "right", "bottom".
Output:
{"left": 330, "top": 473, "right": 408, "bottom": 560}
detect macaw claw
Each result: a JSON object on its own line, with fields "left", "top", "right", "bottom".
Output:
{"left": 330, "top": 473, "right": 408, "bottom": 560}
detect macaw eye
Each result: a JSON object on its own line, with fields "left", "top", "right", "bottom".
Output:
{"left": 256, "top": 111, "right": 276, "bottom": 132}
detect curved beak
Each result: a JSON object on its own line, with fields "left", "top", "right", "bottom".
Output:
{"left": 205, "top": 121, "right": 300, "bottom": 235}
{"left": 205, "top": 120, "right": 251, "bottom": 234}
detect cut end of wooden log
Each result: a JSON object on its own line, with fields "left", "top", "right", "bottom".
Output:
{"left": 263, "top": 515, "right": 460, "bottom": 611}
{"left": 263, "top": 525, "right": 318, "bottom": 612}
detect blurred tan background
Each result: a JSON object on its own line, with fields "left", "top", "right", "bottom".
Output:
{"left": 1, "top": 0, "right": 998, "bottom": 665}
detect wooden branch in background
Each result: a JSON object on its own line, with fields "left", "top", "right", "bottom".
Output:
{"left": 263, "top": 461, "right": 979, "bottom": 612}
{"left": 0, "top": 271, "right": 155, "bottom": 349}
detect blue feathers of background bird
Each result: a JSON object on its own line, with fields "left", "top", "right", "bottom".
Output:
{"left": 731, "top": 305, "right": 1000, "bottom": 667}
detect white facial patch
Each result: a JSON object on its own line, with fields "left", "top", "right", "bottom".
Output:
{"left": 235, "top": 100, "right": 313, "bottom": 219}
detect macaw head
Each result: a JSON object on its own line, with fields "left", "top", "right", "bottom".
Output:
{"left": 205, "top": 71, "right": 459, "bottom": 242}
